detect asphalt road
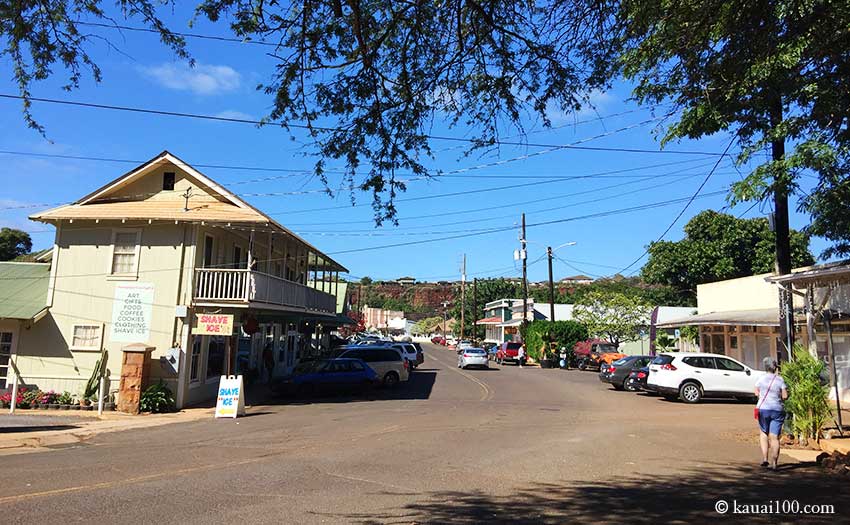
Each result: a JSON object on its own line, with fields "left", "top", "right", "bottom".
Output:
{"left": 2, "top": 343, "right": 847, "bottom": 524}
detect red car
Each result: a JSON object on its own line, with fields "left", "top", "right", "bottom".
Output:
{"left": 431, "top": 336, "right": 447, "bottom": 346}
{"left": 495, "top": 342, "right": 524, "bottom": 365}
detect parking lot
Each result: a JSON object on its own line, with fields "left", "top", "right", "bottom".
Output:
{"left": 1, "top": 342, "right": 844, "bottom": 523}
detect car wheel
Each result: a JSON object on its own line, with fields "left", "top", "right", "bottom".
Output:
{"left": 624, "top": 379, "right": 637, "bottom": 392}
{"left": 679, "top": 382, "right": 702, "bottom": 403}
{"left": 577, "top": 359, "right": 587, "bottom": 371}
{"left": 383, "top": 372, "right": 400, "bottom": 388}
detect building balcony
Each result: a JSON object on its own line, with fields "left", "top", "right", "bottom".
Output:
{"left": 193, "top": 269, "right": 336, "bottom": 314}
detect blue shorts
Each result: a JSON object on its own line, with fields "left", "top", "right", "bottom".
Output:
{"left": 758, "top": 409, "right": 785, "bottom": 435}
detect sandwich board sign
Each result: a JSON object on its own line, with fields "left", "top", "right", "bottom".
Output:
{"left": 215, "top": 375, "right": 245, "bottom": 418}
{"left": 196, "top": 314, "right": 234, "bottom": 336}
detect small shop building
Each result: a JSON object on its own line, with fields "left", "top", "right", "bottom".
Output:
{"left": 5, "top": 151, "right": 349, "bottom": 409}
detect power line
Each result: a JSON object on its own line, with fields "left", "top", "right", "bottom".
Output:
{"left": 0, "top": 94, "right": 727, "bottom": 156}
{"left": 615, "top": 137, "right": 737, "bottom": 276}
{"left": 0, "top": 190, "right": 729, "bottom": 282}
{"left": 281, "top": 158, "right": 721, "bottom": 225}
{"left": 76, "top": 21, "right": 282, "bottom": 47}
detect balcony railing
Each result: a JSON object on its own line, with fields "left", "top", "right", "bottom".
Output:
{"left": 194, "top": 269, "right": 336, "bottom": 314}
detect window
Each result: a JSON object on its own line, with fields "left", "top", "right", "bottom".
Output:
{"left": 715, "top": 357, "right": 745, "bottom": 372}
{"left": 190, "top": 339, "right": 202, "bottom": 383}
{"left": 206, "top": 336, "right": 225, "bottom": 380}
{"left": 683, "top": 356, "right": 715, "bottom": 369}
{"left": 110, "top": 230, "right": 141, "bottom": 276}
{"left": 350, "top": 360, "right": 365, "bottom": 371}
{"left": 163, "top": 172, "right": 176, "bottom": 190}
{"left": 0, "top": 331, "right": 12, "bottom": 389}
{"left": 71, "top": 324, "right": 102, "bottom": 350}
{"left": 203, "top": 236, "right": 214, "bottom": 268}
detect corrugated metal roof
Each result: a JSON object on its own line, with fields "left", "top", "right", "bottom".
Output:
{"left": 0, "top": 262, "right": 50, "bottom": 320}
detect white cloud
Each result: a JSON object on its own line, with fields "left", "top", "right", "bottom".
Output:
{"left": 141, "top": 62, "right": 241, "bottom": 95}
{"left": 545, "top": 89, "right": 615, "bottom": 125}
{"left": 214, "top": 110, "right": 254, "bottom": 121}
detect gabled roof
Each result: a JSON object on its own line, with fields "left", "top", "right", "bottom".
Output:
{"left": 29, "top": 150, "right": 346, "bottom": 272}
{"left": 0, "top": 262, "right": 50, "bottom": 320}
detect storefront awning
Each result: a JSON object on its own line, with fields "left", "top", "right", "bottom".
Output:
{"left": 656, "top": 308, "right": 781, "bottom": 328}
{"left": 499, "top": 318, "right": 525, "bottom": 327}
{"left": 475, "top": 316, "right": 502, "bottom": 325}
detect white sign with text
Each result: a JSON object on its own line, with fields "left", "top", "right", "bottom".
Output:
{"left": 215, "top": 375, "right": 246, "bottom": 418}
{"left": 110, "top": 282, "right": 154, "bottom": 343}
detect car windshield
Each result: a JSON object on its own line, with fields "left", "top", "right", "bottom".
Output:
{"left": 506, "top": 343, "right": 522, "bottom": 350}
{"left": 597, "top": 344, "right": 618, "bottom": 353}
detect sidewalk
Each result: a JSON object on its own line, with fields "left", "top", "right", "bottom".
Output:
{"left": 0, "top": 407, "right": 213, "bottom": 455}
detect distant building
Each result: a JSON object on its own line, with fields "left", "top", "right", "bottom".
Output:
{"left": 560, "top": 275, "right": 594, "bottom": 285}
{"left": 362, "top": 306, "right": 405, "bottom": 331}
{"left": 396, "top": 276, "right": 416, "bottom": 285}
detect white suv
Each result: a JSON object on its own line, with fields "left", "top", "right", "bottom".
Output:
{"left": 647, "top": 353, "right": 764, "bottom": 403}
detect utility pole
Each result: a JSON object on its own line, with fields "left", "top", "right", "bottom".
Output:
{"left": 521, "top": 213, "right": 528, "bottom": 336}
{"left": 460, "top": 254, "right": 466, "bottom": 341}
{"left": 441, "top": 300, "right": 450, "bottom": 337}
{"left": 771, "top": 101, "right": 794, "bottom": 362}
{"left": 473, "top": 278, "right": 478, "bottom": 345}
{"left": 547, "top": 246, "right": 556, "bottom": 324}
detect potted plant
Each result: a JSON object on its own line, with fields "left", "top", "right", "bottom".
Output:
{"left": 57, "top": 391, "right": 73, "bottom": 410}
{"left": 103, "top": 392, "right": 116, "bottom": 411}
{"left": 22, "top": 388, "right": 40, "bottom": 409}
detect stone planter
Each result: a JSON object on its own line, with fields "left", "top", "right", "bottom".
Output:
{"left": 48, "top": 403, "right": 60, "bottom": 410}
{"left": 104, "top": 402, "right": 116, "bottom": 411}
{"left": 38, "top": 404, "right": 49, "bottom": 410}
{"left": 81, "top": 405, "right": 93, "bottom": 411}
{"left": 70, "top": 404, "right": 80, "bottom": 410}
{"left": 59, "top": 404, "right": 71, "bottom": 410}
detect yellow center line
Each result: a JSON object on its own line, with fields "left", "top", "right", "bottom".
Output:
{"left": 427, "top": 346, "right": 493, "bottom": 402}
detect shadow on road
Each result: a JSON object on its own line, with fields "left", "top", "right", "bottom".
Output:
{"left": 257, "top": 370, "right": 438, "bottom": 406}
{"left": 0, "top": 424, "right": 79, "bottom": 434}
{"left": 322, "top": 463, "right": 845, "bottom": 524}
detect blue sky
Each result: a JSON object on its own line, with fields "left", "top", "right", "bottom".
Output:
{"left": 0, "top": 8, "right": 830, "bottom": 282}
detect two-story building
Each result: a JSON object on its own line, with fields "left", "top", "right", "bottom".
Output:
{"left": 9, "top": 151, "right": 348, "bottom": 408}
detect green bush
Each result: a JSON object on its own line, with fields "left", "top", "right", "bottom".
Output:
{"left": 783, "top": 345, "right": 831, "bottom": 442}
{"left": 140, "top": 381, "right": 176, "bottom": 413}
{"left": 523, "top": 320, "right": 588, "bottom": 361}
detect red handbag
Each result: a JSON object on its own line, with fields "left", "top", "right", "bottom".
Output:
{"left": 754, "top": 375, "right": 777, "bottom": 420}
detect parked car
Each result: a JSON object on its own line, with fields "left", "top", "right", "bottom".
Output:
{"left": 410, "top": 342, "right": 425, "bottom": 367}
{"left": 599, "top": 355, "right": 654, "bottom": 390}
{"left": 495, "top": 342, "right": 523, "bottom": 365}
{"left": 273, "top": 358, "right": 378, "bottom": 396}
{"left": 337, "top": 346, "right": 410, "bottom": 387}
{"left": 431, "top": 336, "right": 447, "bottom": 345}
{"left": 574, "top": 339, "right": 627, "bottom": 371}
{"left": 458, "top": 348, "right": 489, "bottom": 369}
{"left": 389, "top": 342, "right": 421, "bottom": 369}
{"left": 625, "top": 366, "right": 650, "bottom": 392}
{"left": 647, "top": 353, "right": 764, "bottom": 403}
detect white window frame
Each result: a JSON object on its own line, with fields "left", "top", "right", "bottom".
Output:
{"left": 108, "top": 228, "right": 142, "bottom": 280}
{"left": 70, "top": 323, "right": 104, "bottom": 351}
{"left": 189, "top": 337, "right": 203, "bottom": 385}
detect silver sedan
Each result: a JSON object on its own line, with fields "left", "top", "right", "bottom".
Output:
{"left": 458, "top": 348, "right": 489, "bottom": 369}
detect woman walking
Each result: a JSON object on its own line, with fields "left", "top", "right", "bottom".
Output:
{"left": 755, "top": 359, "right": 788, "bottom": 470}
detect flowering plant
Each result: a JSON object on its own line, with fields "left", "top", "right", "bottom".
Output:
{"left": 40, "top": 390, "right": 59, "bottom": 405}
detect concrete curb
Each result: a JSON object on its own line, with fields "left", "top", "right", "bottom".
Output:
{"left": 0, "top": 408, "right": 214, "bottom": 455}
